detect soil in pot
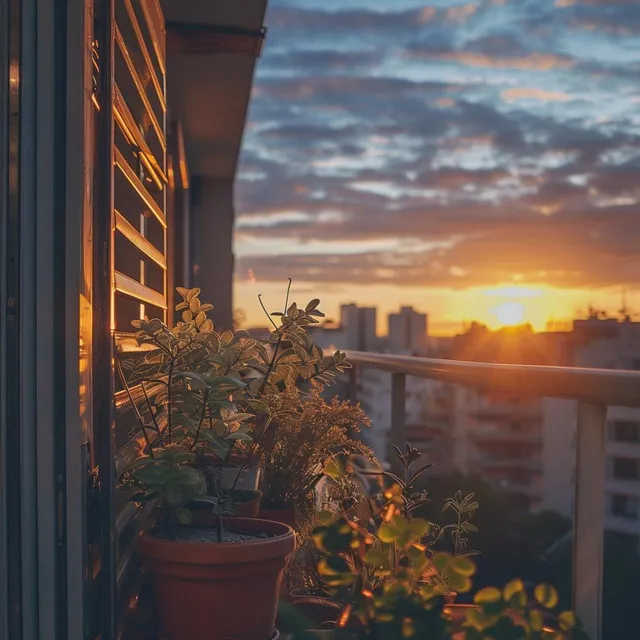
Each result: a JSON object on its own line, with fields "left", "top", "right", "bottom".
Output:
{"left": 139, "top": 517, "right": 295, "bottom": 640}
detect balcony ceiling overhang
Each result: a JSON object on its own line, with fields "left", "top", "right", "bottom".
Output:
{"left": 161, "top": 0, "right": 267, "bottom": 181}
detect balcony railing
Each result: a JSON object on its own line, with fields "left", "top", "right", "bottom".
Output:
{"left": 347, "top": 350, "right": 640, "bottom": 640}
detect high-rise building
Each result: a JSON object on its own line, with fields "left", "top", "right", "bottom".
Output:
{"left": 340, "top": 303, "right": 378, "bottom": 351}
{"left": 388, "top": 306, "right": 428, "bottom": 354}
{"left": 543, "top": 319, "right": 640, "bottom": 536}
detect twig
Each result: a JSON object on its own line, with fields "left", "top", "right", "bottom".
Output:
{"left": 283, "top": 277, "right": 292, "bottom": 313}
{"left": 114, "top": 349, "right": 154, "bottom": 459}
{"left": 167, "top": 360, "right": 175, "bottom": 444}
{"left": 191, "top": 387, "right": 211, "bottom": 450}
{"left": 228, "top": 414, "right": 274, "bottom": 494}
{"left": 140, "top": 381, "right": 160, "bottom": 434}
{"left": 258, "top": 294, "right": 279, "bottom": 330}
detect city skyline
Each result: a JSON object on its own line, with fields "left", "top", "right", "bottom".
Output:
{"left": 234, "top": 0, "right": 640, "bottom": 335}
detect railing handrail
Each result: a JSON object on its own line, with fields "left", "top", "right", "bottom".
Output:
{"left": 347, "top": 350, "right": 640, "bottom": 408}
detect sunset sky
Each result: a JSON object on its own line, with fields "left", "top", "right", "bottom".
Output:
{"left": 234, "top": 0, "right": 640, "bottom": 335}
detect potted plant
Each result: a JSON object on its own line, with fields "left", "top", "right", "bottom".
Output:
{"left": 257, "top": 389, "right": 374, "bottom": 529}
{"left": 117, "top": 288, "right": 297, "bottom": 640}
{"left": 284, "top": 444, "right": 476, "bottom": 617}
{"left": 118, "top": 285, "right": 357, "bottom": 639}
{"left": 279, "top": 494, "right": 590, "bottom": 639}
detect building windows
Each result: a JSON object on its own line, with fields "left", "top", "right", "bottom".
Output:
{"left": 610, "top": 420, "right": 640, "bottom": 443}
{"left": 612, "top": 457, "right": 640, "bottom": 481}
{"left": 611, "top": 494, "right": 639, "bottom": 520}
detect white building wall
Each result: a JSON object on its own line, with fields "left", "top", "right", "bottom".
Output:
{"left": 572, "top": 326, "right": 640, "bottom": 538}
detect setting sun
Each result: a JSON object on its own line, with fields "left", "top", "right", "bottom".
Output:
{"left": 491, "top": 301, "right": 525, "bottom": 327}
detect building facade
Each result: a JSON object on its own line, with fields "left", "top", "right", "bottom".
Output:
{"left": 388, "top": 306, "right": 428, "bottom": 354}
{"left": 0, "top": 1, "right": 266, "bottom": 638}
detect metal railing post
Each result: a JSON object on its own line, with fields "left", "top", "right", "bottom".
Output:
{"left": 573, "top": 401, "right": 606, "bottom": 640}
{"left": 390, "top": 373, "right": 406, "bottom": 473}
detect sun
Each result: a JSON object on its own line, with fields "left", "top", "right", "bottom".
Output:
{"left": 491, "top": 301, "right": 525, "bottom": 327}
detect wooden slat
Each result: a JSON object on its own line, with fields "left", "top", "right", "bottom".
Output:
{"left": 139, "top": 0, "right": 165, "bottom": 74}
{"left": 114, "top": 84, "right": 167, "bottom": 187}
{"left": 115, "top": 271, "right": 166, "bottom": 309}
{"left": 176, "top": 121, "right": 189, "bottom": 190}
{"left": 116, "top": 503, "right": 140, "bottom": 537}
{"left": 115, "top": 210, "right": 166, "bottom": 269}
{"left": 116, "top": 502, "right": 155, "bottom": 589}
{"left": 115, "top": 25, "right": 165, "bottom": 151}
{"left": 114, "top": 381, "right": 161, "bottom": 411}
{"left": 121, "top": 0, "right": 165, "bottom": 112}
{"left": 114, "top": 147, "right": 166, "bottom": 227}
{"left": 113, "top": 332, "right": 155, "bottom": 354}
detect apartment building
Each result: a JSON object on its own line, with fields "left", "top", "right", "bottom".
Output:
{"left": 570, "top": 319, "right": 640, "bottom": 537}
{"left": 388, "top": 306, "right": 428, "bottom": 355}
{"left": 341, "top": 303, "right": 378, "bottom": 352}
{"left": 452, "top": 387, "right": 544, "bottom": 509}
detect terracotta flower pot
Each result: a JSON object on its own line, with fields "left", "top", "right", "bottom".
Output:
{"left": 139, "top": 517, "right": 295, "bottom": 640}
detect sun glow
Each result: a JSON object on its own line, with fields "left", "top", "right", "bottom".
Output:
{"left": 491, "top": 301, "right": 525, "bottom": 327}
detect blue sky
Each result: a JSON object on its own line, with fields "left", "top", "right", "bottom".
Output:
{"left": 235, "top": 0, "right": 640, "bottom": 333}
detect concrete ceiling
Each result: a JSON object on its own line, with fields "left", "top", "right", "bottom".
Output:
{"left": 160, "top": 0, "right": 268, "bottom": 180}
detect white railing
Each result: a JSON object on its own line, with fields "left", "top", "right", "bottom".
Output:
{"left": 347, "top": 350, "right": 640, "bottom": 640}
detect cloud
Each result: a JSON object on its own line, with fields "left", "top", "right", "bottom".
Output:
{"left": 501, "top": 88, "right": 572, "bottom": 102}
{"left": 406, "top": 49, "right": 576, "bottom": 72}
{"left": 237, "top": 203, "right": 640, "bottom": 290}
{"left": 236, "top": 0, "right": 640, "bottom": 298}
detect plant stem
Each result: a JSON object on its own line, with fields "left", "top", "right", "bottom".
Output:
{"left": 191, "top": 388, "right": 210, "bottom": 450}
{"left": 283, "top": 277, "right": 292, "bottom": 312}
{"left": 114, "top": 350, "right": 154, "bottom": 458}
{"left": 216, "top": 513, "right": 223, "bottom": 544}
{"left": 258, "top": 294, "right": 279, "bottom": 330}
{"left": 258, "top": 317, "right": 297, "bottom": 394}
{"left": 167, "top": 360, "right": 174, "bottom": 444}
{"left": 228, "top": 414, "right": 273, "bottom": 494}
{"left": 140, "top": 381, "right": 160, "bottom": 434}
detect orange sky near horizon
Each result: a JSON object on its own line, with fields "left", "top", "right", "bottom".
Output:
{"left": 234, "top": 1, "right": 640, "bottom": 337}
{"left": 233, "top": 280, "right": 630, "bottom": 336}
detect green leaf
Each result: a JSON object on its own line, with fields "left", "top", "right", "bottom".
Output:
{"left": 534, "top": 583, "right": 559, "bottom": 609}
{"left": 474, "top": 587, "right": 502, "bottom": 605}
{"left": 378, "top": 522, "right": 400, "bottom": 543}
{"left": 450, "top": 555, "right": 476, "bottom": 577}
{"left": 176, "top": 507, "right": 192, "bottom": 525}
{"left": 529, "top": 609, "right": 544, "bottom": 632}
{"left": 364, "top": 549, "right": 389, "bottom": 567}
{"left": 503, "top": 578, "right": 525, "bottom": 602}
{"left": 315, "top": 510, "right": 335, "bottom": 526}
{"left": 323, "top": 457, "right": 344, "bottom": 480}
{"left": 446, "top": 572, "right": 472, "bottom": 594}
{"left": 465, "top": 607, "right": 495, "bottom": 632}
{"left": 558, "top": 610, "right": 576, "bottom": 631}
{"left": 408, "top": 518, "right": 429, "bottom": 538}
{"left": 186, "top": 288, "right": 201, "bottom": 302}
